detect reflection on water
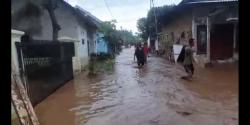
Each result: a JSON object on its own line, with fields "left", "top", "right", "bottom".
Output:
{"left": 35, "top": 48, "right": 238, "bottom": 125}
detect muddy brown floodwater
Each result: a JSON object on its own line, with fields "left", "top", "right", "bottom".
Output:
{"left": 34, "top": 48, "right": 238, "bottom": 125}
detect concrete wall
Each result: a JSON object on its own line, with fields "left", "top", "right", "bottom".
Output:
{"left": 161, "top": 10, "right": 193, "bottom": 45}
{"left": 87, "top": 28, "right": 97, "bottom": 54}
{"left": 12, "top": 0, "right": 79, "bottom": 40}
{"left": 76, "top": 23, "right": 90, "bottom": 68}
{"left": 96, "top": 33, "right": 108, "bottom": 53}
{"left": 11, "top": 29, "right": 24, "bottom": 121}
{"left": 161, "top": 3, "right": 238, "bottom": 66}
{"left": 11, "top": 29, "right": 24, "bottom": 75}
{"left": 12, "top": 0, "right": 98, "bottom": 70}
{"left": 161, "top": 8, "right": 208, "bottom": 67}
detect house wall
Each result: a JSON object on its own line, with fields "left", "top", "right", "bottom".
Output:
{"left": 87, "top": 29, "right": 97, "bottom": 54}
{"left": 12, "top": 0, "right": 98, "bottom": 69}
{"left": 193, "top": 4, "right": 238, "bottom": 63}
{"left": 11, "top": 0, "right": 79, "bottom": 40}
{"left": 11, "top": 29, "right": 25, "bottom": 121}
{"left": 76, "top": 23, "right": 90, "bottom": 68}
{"left": 161, "top": 10, "right": 193, "bottom": 46}
{"left": 162, "top": 3, "right": 238, "bottom": 66}
{"left": 96, "top": 33, "right": 108, "bottom": 54}
{"left": 11, "top": 30, "right": 24, "bottom": 75}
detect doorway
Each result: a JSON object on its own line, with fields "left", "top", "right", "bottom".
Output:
{"left": 210, "top": 24, "right": 234, "bottom": 60}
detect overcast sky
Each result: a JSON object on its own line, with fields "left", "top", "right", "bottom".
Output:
{"left": 66, "top": 0, "right": 182, "bottom": 33}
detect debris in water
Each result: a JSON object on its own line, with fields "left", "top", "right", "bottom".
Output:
{"left": 176, "top": 111, "right": 192, "bottom": 116}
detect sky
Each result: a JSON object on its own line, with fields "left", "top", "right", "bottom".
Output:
{"left": 66, "top": 0, "right": 182, "bottom": 33}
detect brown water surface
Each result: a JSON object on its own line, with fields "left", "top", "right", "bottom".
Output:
{"left": 34, "top": 48, "right": 238, "bottom": 125}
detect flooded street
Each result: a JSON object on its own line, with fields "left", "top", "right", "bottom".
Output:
{"left": 35, "top": 48, "right": 238, "bottom": 125}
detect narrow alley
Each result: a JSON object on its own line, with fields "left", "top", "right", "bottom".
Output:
{"left": 35, "top": 48, "right": 238, "bottom": 125}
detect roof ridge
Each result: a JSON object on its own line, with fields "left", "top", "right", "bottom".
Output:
{"left": 75, "top": 5, "right": 102, "bottom": 23}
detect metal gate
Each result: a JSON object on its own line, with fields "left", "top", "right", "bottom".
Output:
{"left": 15, "top": 40, "right": 75, "bottom": 106}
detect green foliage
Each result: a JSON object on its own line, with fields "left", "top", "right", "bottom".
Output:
{"left": 88, "top": 58, "right": 115, "bottom": 76}
{"left": 137, "top": 5, "right": 176, "bottom": 41}
{"left": 118, "top": 30, "right": 138, "bottom": 44}
{"left": 137, "top": 18, "right": 148, "bottom": 41}
{"left": 99, "top": 20, "right": 140, "bottom": 51}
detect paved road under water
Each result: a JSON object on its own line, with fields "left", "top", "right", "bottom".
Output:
{"left": 35, "top": 48, "right": 238, "bottom": 125}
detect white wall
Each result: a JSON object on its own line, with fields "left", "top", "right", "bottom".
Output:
{"left": 11, "top": 29, "right": 24, "bottom": 75}
{"left": 76, "top": 24, "right": 89, "bottom": 68}
{"left": 32, "top": 1, "right": 79, "bottom": 40}
{"left": 11, "top": 29, "right": 24, "bottom": 120}
{"left": 12, "top": 0, "right": 98, "bottom": 69}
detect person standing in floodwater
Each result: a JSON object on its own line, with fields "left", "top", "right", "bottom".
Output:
{"left": 182, "top": 38, "right": 195, "bottom": 80}
{"left": 134, "top": 44, "right": 145, "bottom": 67}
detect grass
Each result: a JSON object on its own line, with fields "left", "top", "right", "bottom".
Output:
{"left": 88, "top": 58, "right": 115, "bottom": 76}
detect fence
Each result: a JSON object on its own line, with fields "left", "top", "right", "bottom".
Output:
{"left": 15, "top": 40, "right": 75, "bottom": 106}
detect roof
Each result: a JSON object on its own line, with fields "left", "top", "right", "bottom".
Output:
{"left": 180, "top": 0, "right": 238, "bottom": 5}
{"left": 75, "top": 5, "right": 102, "bottom": 26}
{"left": 61, "top": 0, "right": 102, "bottom": 28}
{"left": 160, "top": 0, "right": 238, "bottom": 25}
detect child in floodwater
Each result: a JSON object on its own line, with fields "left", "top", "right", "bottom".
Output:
{"left": 182, "top": 38, "right": 195, "bottom": 80}
{"left": 134, "top": 44, "right": 145, "bottom": 67}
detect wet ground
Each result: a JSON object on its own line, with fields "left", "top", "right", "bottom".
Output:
{"left": 34, "top": 48, "right": 238, "bottom": 125}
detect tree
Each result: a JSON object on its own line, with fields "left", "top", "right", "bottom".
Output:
{"left": 136, "top": 5, "right": 175, "bottom": 41}
{"left": 43, "top": 0, "right": 61, "bottom": 41}
{"left": 137, "top": 17, "right": 149, "bottom": 41}
{"left": 99, "top": 20, "right": 140, "bottom": 52}
{"left": 99, "top": 20, "right": 121, "bottom": 53}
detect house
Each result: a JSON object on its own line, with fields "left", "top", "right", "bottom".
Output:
{"left": 95, "top": 32, "right": 109, "bottom": 54}
{"left": 11, "top": 0, "right": 102, "bottom": 74}
{"left": 159, "top": 0, "right": 238, "bottom": 66}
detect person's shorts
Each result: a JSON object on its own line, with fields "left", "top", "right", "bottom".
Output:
{"left": 184, "top": 64, "right": 194, "bottom": 74}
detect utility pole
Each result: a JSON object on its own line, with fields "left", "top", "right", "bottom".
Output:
{"left": 150, "top": 0, "right": 159, "bottom": 53}
{"left": 152, "top": 0, "right": 158, "bottom": 39}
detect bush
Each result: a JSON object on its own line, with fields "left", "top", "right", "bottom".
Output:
{"left": 88, "top": 53, "right": 115, "bottom": 76}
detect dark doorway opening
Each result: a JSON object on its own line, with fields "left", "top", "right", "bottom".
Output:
{"left": 197, "top": 25, "right": 207, "bottom": 54}
{"left": 210, "top": 24, "right": 234, "bottom": 60}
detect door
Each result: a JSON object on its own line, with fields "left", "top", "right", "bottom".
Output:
{"left": 210, "top": 24, "right": 234, "bottom": 60}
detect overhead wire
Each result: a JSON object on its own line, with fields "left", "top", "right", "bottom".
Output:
{"left": 103, "top": 0, "right": 115, "bottom": 20}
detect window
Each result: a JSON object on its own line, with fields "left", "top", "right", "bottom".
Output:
{"left": 82, "top": 39, "right": 85, "bottom": 44}
{"left": 197, "top": 25, "right": 207, "bottom": 54}
{"left": 181, "top": 31, "right": 185, "bottom": 39}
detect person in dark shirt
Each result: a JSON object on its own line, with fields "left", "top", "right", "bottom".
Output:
{"left": 134, "top": 44, "right": 145, "bottom": 67}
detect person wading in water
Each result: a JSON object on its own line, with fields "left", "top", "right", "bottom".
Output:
{"left": 134, "top": 44, "right": 145, "bottom": 68}
{"left": 182, "top": 38, "right": 195, "bottom": 80}
{"left": 177, "top": 38, "right": 195, "bottom": 81}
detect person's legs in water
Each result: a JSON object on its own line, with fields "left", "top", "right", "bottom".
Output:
{"left": 183, "top": 64, "right": 194, "bottom": 80}
{"left": 189, "top": 64, "right": 194, "bottom": 79}
{"left": 141, "top": 61, "right": 144, "bottom": 66}
{"left": 137, "top": 61, "right": 140, "bottom": 67}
